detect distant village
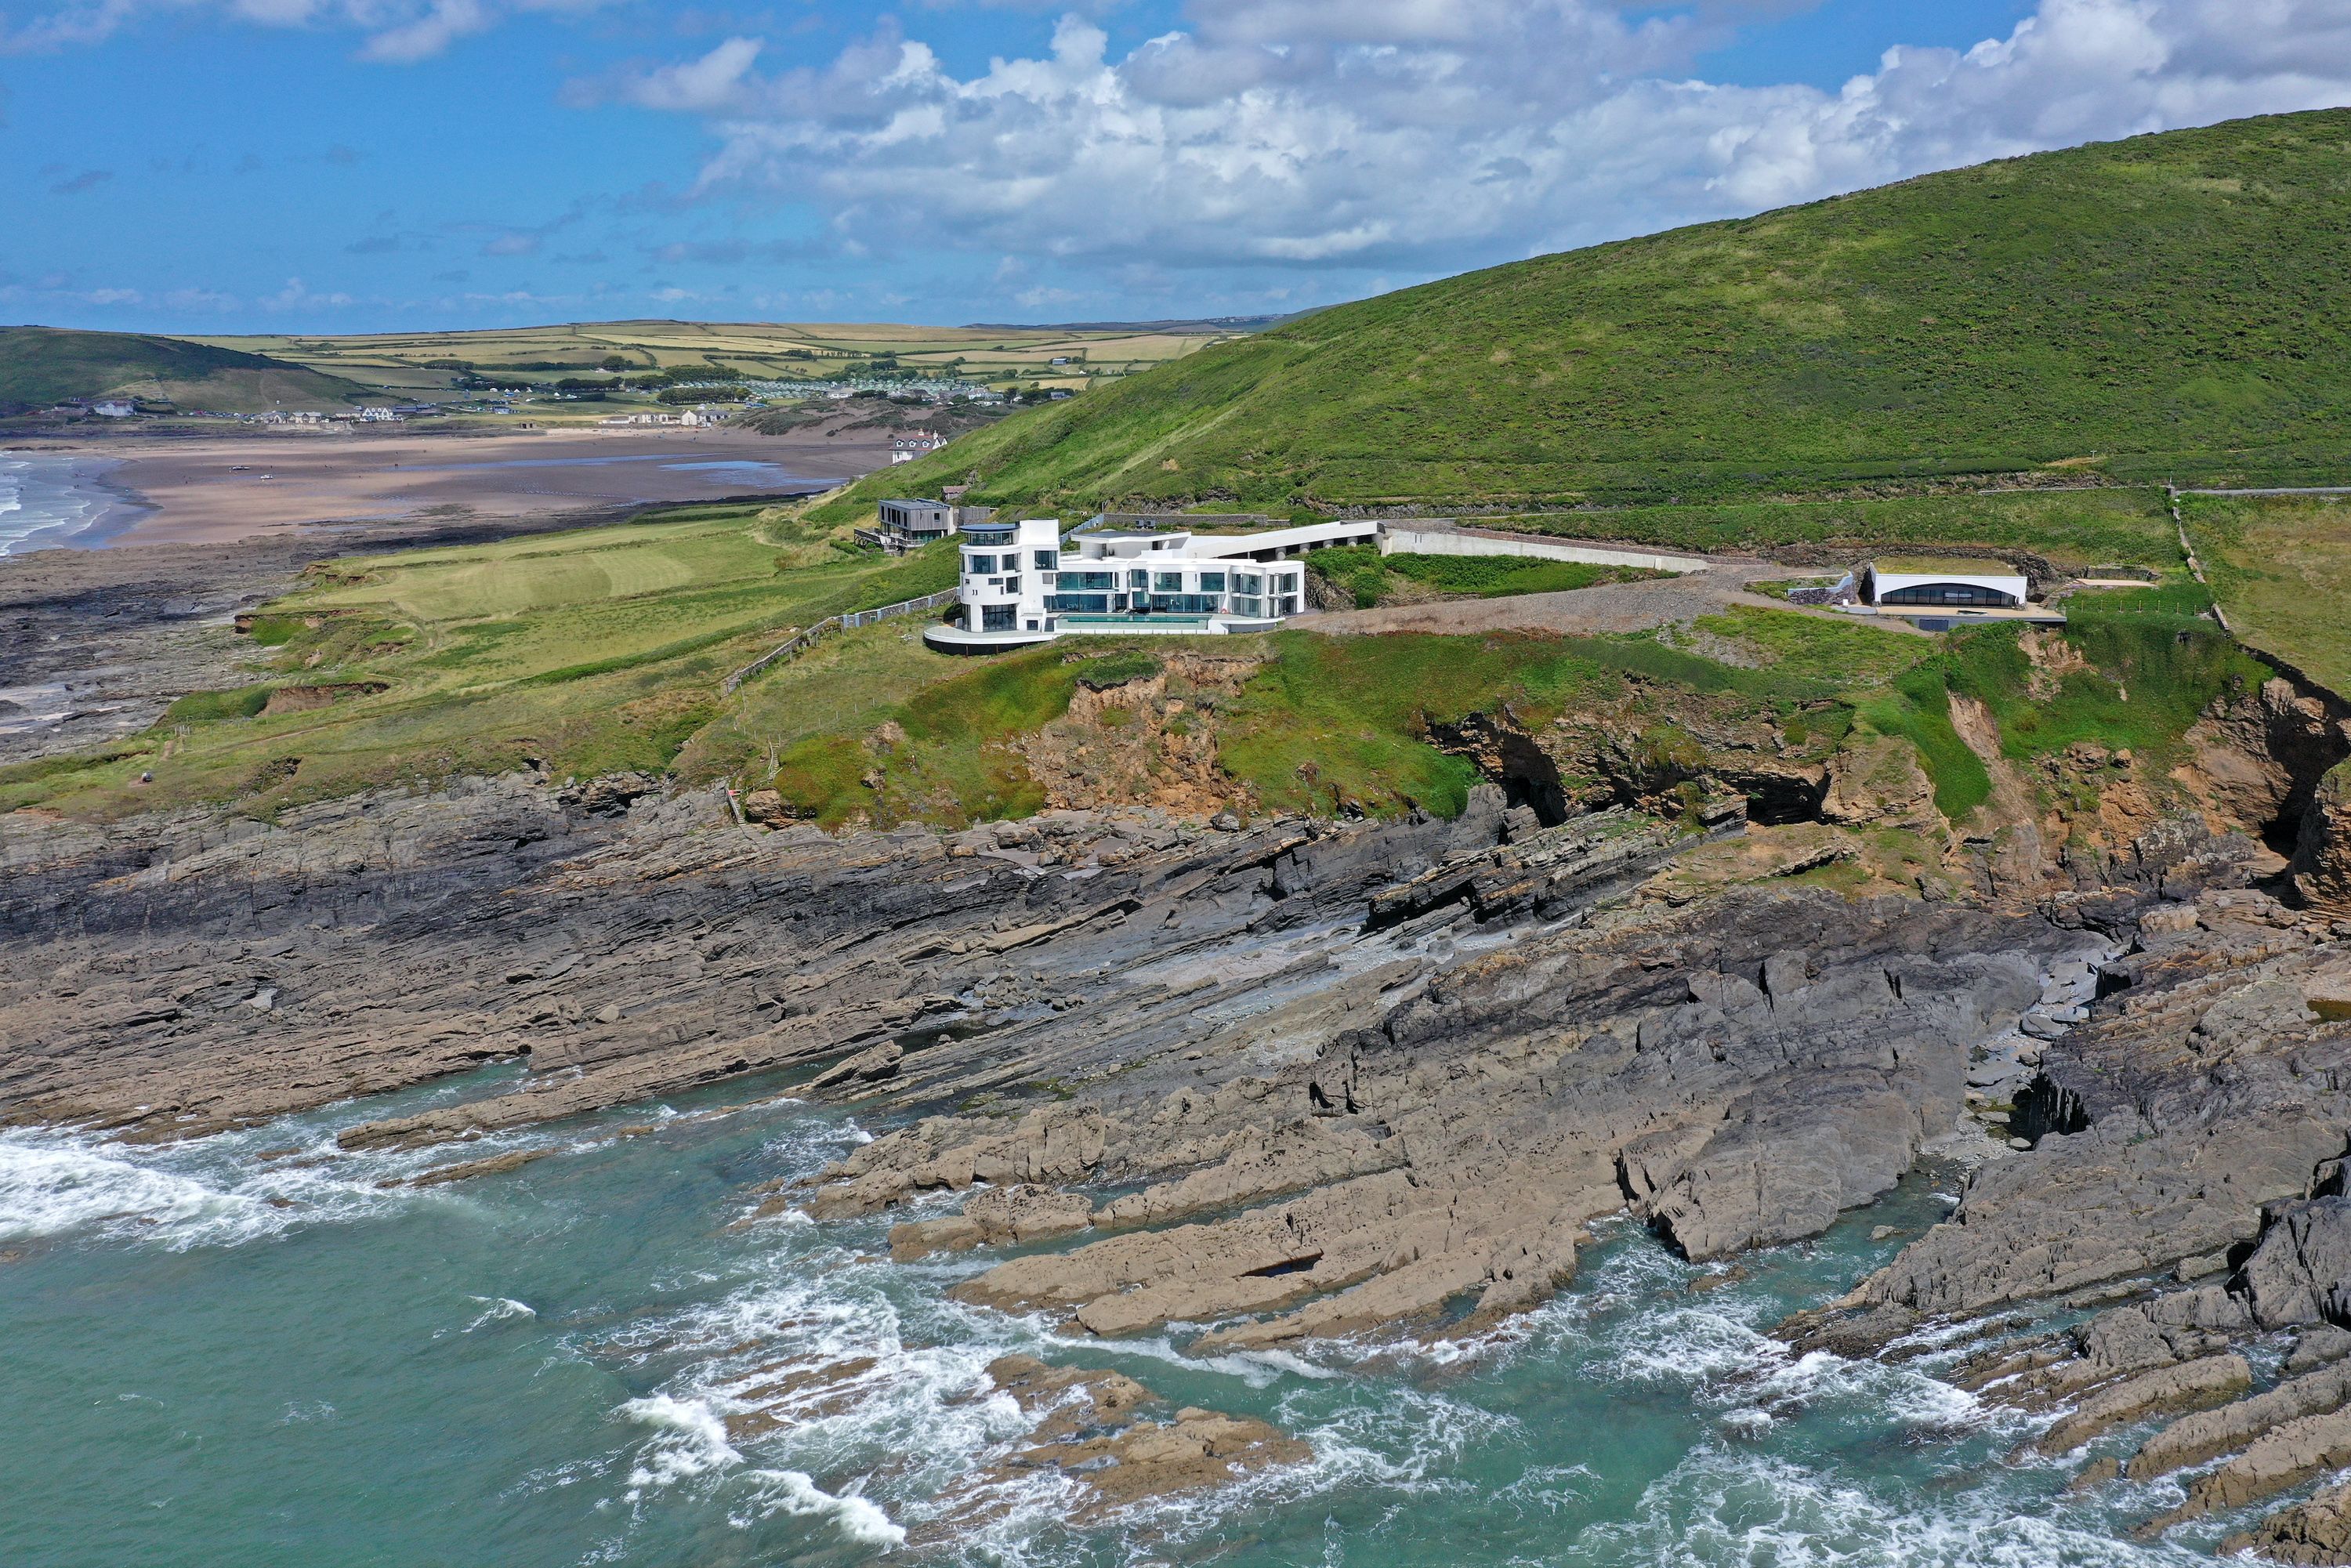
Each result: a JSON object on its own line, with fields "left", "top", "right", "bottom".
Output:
{"left": 40, "top": 371, "right": 1031, "bottom": 430}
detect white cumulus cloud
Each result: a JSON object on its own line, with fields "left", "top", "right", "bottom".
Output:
{"left": 603, "top": 0, "right": 2351, "bottom": 288}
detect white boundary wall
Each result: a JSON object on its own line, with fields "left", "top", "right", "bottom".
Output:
{"left": 1378, "top": 526, "right": 1707, "bottom": 574}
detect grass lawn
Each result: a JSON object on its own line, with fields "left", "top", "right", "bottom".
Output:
{"left": 0, "top": 483, "right": 2284, "bottom": 837}
{"left": 0, "top": 503, "right": 952, "bottom": 820}
{"left": 2179, "top": 492, "right": 2351, "bottom": 695}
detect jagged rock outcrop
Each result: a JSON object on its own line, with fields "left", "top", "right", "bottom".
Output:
{"left": 972, "top": 1356, "right": 1311, "bottom": 1519}
{"left": 2228, "top": 1477, "right": 2351, "bottom": 1564}
{"left": 801, "top": 889, "right": 2081, "bottom": 1344}
{"left": 2296, "top": 759, "right": 2351, "bottom": 916}
{"left": 0, "top": 779, "right": 1546, "bottom": 1143}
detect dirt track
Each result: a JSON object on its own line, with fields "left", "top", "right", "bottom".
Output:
{"left": 1306, "top": 558, "right": 1929, "bottom": 639}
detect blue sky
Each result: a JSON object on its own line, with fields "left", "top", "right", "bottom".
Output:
{"left": 5, "top": 0, "right": 2345, "bottom": 332}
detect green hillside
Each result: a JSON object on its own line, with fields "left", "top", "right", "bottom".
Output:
{"left": 818, "top": 110, "right": 2351, "bottom": 524}
{"left": 0, "top": 327, "right": 371, "bottom": 413}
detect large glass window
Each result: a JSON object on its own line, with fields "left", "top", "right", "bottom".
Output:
{"left": 1236, "top": 571, "right": 1263, "bottom": 594}
{"left": 1047, "top": 593, "right": 1109, "bottom": 613}
{"left": 1147, "top": 593, "right": 1222, "bottom": 614}
{"left": 1198, "top": 571, "right": 1226, "bottom": 593}
{"left": 1063, "top": 571, "right": 1117, "bottom": 591}
{"left": 1879, "top": 581, "right": 2017, "bottom": 607}
{"left": 1128, "top": 569, "right": 1150, "bottom": 589}
{"left": 1034, "top": 549, "right": 1059, "bottom": 571}
{"left": 1154, "top": 571, "right": 1183, "bottom": 593}
{"left": 1277, "top": 596, "right": 1299, "bottom": 617}
{"left": 1004, "top": 575, "right": 1021, "bottom": 595}
{"left": 981, "top": 604, "right": 1017, "bottom": 632}
{"left": 1231, "top": 596, "right": 1264, "bottom": 618}
{"left": 965, "top": 552, "right": 998, "bottom": 574}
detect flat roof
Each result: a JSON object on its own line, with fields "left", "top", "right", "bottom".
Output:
{"left": 878, "top": 498, "right": 948, "bottom": 508}
{"left": 1871, "top": 555, "right": 2023, "bottom": 577}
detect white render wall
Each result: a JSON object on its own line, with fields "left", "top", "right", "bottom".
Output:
{"left": 1868, "top": 569, "right": 2030, "bottom": 603}
{"left": 956, "top": 517, "right": 1062, "bottom": 635}
{"left": 1379, "top": 526, "right": 1707, "bottom": 574}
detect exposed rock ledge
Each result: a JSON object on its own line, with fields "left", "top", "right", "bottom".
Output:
{"left": 12, "top": 758, "right": 2351, "bottom": 1556}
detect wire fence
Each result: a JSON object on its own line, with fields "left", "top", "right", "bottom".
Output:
{"left": 720, "top": 588, "right": 960, "bottom": 695}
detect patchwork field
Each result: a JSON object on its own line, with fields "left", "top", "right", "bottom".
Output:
{"left": 188, "top": 319, "right": 1255, "bottom": 397}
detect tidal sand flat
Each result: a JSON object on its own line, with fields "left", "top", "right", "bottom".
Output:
{"left": 27, "top": 425, "right": 888, "bottom": 550}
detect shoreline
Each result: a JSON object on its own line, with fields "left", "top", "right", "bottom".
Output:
{"left": 0, "top": 451, "right": 155, "bottom": 554}
{"left": 1, "top": 424, "right": 889, "bottom": 552}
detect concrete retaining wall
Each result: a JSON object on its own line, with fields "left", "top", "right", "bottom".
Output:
{"left": 1379, "top": 526, "right": 1707, "bottom": 574}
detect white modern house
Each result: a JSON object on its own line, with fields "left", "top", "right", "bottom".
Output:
{"left": 923, "top": 516, "right": 1382, "bottom": 651}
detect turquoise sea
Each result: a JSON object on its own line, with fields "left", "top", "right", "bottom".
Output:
{"left": 0, "top": 1070, "right": 2248, "bottom": 1566}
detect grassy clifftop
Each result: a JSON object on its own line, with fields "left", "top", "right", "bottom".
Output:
{"left": 820, "top": 110, "right": 2351, "bottom": 523}
{"left": 0, "top": 327, "right": 371, "bottom": 412}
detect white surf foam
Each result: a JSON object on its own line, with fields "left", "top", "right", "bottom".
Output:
{"left": 735, "top": 1468, "right": 907, "bottom": 1550}
{"left": 619, "top": 1393, "right": 741, "bottom": 1497}
{"left": 0, "top": 1121, "right": 567, "bottom": 1251}
{"left": 464, "top": 1296, "right": 537, "bottom": 1331}
{"left": 0, "top": 452, "right": 139, "bottom": 552}
{"left": 1570, "top": 1447, "right": 2201, "bottom": 1566}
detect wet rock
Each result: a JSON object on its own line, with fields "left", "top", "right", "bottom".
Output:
{"left": 2226, "top": 1477, "right": 2351, "bottom": 1564}
{"left": 810, "top": 1041, "right": 904, "bottom": 1091}
{"left": 2128, "top": 1357, "right": 2351, "bottom": 1481}
{"left": 2291, "top": 1326, "right": 2351, "bottom": 1374}
{"left": 2243, "top": 1197, "right": 2351, "bottom": 1330}
{"left": 889, "top": 1184, "right": 1094, "bottom": 1260}
{"left": 978, "top": 1355, "right": 1309, "bottom": 1519}
{"left": 400, "top": 1147, "right": 553, "bottom": 1187}
{"left": 2034, "top": 1353, "right": 2249, "bottom": 1456}
{"left": 2141, "top": 1405, "right": 2351, "bottom": 1536}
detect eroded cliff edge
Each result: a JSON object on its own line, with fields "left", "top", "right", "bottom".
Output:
{"left": 5, "top": 654, "right": 2351, "bottom": 1549}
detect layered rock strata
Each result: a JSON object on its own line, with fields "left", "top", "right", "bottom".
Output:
{"left": 1780, "top": 883, "right": 2351, "bottom": 1559}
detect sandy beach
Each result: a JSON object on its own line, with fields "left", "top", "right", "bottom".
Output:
{"left": 12, "top": 423, "right": 895, "bottom": 549}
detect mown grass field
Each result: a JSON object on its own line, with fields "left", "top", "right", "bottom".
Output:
{"left": 0, "top": 503, "right": 957, "bottom": 820}
{"left": 825, "top": 110, "right": 2351, "bottom": 524}
{"left": 2179, "top": 492, "right": 2351, "bottom": 696}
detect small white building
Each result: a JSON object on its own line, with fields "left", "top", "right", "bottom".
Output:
{"left": 923, "top": 516, "right": 1378, "bottom": 652}
{"left": 1860, "top": 558, "right": 2030, "bottom": 610}
{"left": 890, "top": 430, "right": 947, "bottom": 464}
{"left": 90, "top": 397, "right": 138, "bottom": 418}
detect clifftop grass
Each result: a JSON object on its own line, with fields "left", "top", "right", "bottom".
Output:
{"left": 0, "top": 492, "right": 2277, "bottom": 837}
{"left": 0, "top": 504, "right": 951, "bottom": 820}
{"left": 823, "top": 110, "right": 2351, "bottom": 523}
{"left": 2180, "top": 491, "right": 2351, "bottom": 697}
